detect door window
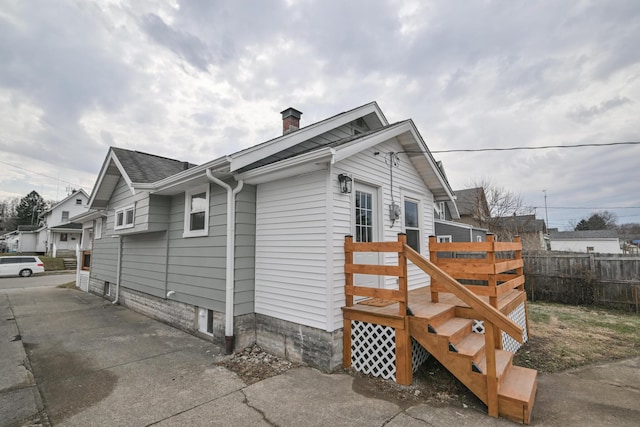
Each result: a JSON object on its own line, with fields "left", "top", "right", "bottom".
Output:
{"left": 355, "top": 190, "right": 373, "bottom": 243}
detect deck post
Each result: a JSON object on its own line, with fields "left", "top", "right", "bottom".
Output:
{"left": 395, "top": 233, "right": 412, "bottom": 385}
{"left": 343, "top": 235, "right": 354, "bottom": 368}
{"left": 486, "top": 234, "right": 502, "bottom": 349}
{"left": 514, "top": 236, "right": 524, "bottom": 292}
{"left": 485, "top": 323, "right": 499, "bottom": 417}
{"left": 428, "top": 236, "right": 439, "bottom": 303}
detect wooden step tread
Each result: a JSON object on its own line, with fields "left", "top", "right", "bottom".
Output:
{"left": 409, "top": 302, "right": 455, "bottom": 319}
{"left": 499, "top": 365, "right": 538, "bottom": 403}
{"left": 477, "top": 350, "right": 513, "bottom": 379}
{"left": 452, "top": 333, "right": 485, "bottom": 359}
{"left": 432, "top": 317, "right": 472, "bottom": 338}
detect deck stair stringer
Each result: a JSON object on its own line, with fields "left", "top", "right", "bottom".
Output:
{"left": 408, "top": 305, "right": 537, "bottom": 425}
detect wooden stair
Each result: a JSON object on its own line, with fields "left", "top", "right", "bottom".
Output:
{"left": 409, "top": 303, "right": 537, "bottom": 425}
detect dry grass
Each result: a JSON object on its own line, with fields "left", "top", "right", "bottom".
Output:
{"left": 513, "top": 302, "right": 640, "bottom": 373}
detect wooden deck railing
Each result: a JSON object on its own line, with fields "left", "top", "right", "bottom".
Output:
{"left": 344, "top": 233, "right": 524, "bottom": 394}
{"left": 429, "top": 234, "right": 525, "bottom": 309}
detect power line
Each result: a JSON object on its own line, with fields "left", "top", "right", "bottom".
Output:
{"left": 421, "top": 141, "right": 640, "bottom": 154}
{"left": 0, "top": 160, "right": 89, "bottom": 190}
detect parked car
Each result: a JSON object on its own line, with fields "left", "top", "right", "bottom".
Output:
{"left": 0, "top": 256, "right": 45, "bottom": 277}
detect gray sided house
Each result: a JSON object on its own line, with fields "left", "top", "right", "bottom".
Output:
{"left": 86, "top": 102, "right": 457, "bottom": 371}
{"left": 433, "top": 187, "right": 486, "bottom": 242}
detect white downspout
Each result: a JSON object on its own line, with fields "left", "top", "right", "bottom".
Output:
{"left": 113, "top": 236, "right": 122, "bottom": 304}
{"left": 206, "top": 169, "right": 244, "bottom": 354}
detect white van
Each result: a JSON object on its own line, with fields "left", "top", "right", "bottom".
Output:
{"left": 0, "top": 256, "right": 45, "bottom": 277}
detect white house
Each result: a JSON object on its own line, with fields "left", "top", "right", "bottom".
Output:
{"left": 36, "top": 190, "right": 89, "bottom": 256}
{"left": 549, "top": 229, "right": 622, "bottom": 254}
{"left": 83, "top": 102, "right": 458, "bottom": 370}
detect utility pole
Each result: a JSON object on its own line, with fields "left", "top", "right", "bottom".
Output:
{"left": 542, "top": 190, "right": 549, "bottom": 229}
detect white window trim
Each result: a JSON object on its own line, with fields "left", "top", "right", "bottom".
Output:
{"left": 114, "top": 204, "right": 135, "bottom": 230}
{"left": 183, "top": 184, "right": 210, "bottom": 238}
{"left": 437, "top": 235, "right": 452, "bottom": 243}
{"left": 402, "top": 193, "right": 423, "bottom": 253}
{"left": 95, "top": 217, "right": 103, "bottom": 239}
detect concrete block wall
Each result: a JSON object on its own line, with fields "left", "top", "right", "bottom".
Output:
{"left": 87, "top": 278, "right": 343, "bottom": 372}
{"left": 255, "top": 314, "right": 343, "bottom": 372}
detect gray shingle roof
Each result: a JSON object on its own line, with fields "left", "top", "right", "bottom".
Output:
{"left": 492, "top": 214, "right": 546, "bottom": 233}
{"left": 111, "top": 147, "right": 195, "bottom": 183}
{"left": 454, "top": 187, "right": 487, "bottom": 217}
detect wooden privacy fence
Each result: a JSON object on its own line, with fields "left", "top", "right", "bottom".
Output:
{"left": 523, "top": 252, "right": 640, "bottom": 312}
{"left": 429, "top": 234, "right": 525, "bottom": 309}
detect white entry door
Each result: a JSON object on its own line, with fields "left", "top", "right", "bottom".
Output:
{"left": 354, "top": 183, "right": 381, "bottom": 288}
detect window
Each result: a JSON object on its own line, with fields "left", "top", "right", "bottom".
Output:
{"left": 114, "top": 205, "right": 135, "bottom": 230}
{"left": 183, "top": 185, "right": 209, "bottom": 237}
{"left": 434, "top": 201, "right": 446, "bottom": 219}
{"left": 404, "top": 199, "right": 420, "bottom": 251}
{"left": 437, "top": 235, "right": 452, "bottom": 243}
{"left": 95, "top": 217, "right": 103, "bottom": 239}
{"left": 476, "top": 235, "right": 483, "bottom": 242}
{"left": 61, "top": 211, "right": 69, "bottom": 222}
{"left": 75, "top": 199, "right": 82, "bottom": 205}
{"left": 355, "top": 190, "right": 374, "bottom": 243}
{"left": 60, "top": 233, "right": 68, "bottom": 242}
{"left": 587, "top": 246, "right": 594, "bottom": 253}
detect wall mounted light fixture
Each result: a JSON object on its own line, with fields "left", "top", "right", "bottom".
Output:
{"left": 338, "top": 174, "right": 353, "bottom": 194}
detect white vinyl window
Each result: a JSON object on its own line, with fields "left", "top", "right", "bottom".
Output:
{"left": 95, "top": 217, "right": 103, "bottom": 239}
{"left": 404, "top": 198, "right": 421, "bottom": 252}
{"left": 61, "top": 211, "right": 69, "bottom": 222}
{"left": 183, "top": 185, "right": 209, "bottom": 238}
{"left": 437, "top": 235, "right": 452, "bottom": 243}
{"left": 114, "top": 205, "right": 135, "bottom": 230}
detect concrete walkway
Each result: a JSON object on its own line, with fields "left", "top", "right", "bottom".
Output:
{"left": 1, "top": 286, "right": 639, "bottom": 426}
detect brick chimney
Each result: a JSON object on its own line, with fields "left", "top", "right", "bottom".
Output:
{"left": 281, "top": 107, "right": 302, "bottom": 135}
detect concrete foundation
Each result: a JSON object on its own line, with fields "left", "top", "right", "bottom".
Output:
{"left": 87, "top": 278, "right": 343, "bottom": 372}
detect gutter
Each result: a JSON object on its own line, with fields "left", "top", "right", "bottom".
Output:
{"left": 205, "top": 169, "right": 244, "bottom": 354}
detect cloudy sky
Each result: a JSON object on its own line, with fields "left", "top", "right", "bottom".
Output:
{"left": 1, "top": 0, "right": 639, "bottom": 230}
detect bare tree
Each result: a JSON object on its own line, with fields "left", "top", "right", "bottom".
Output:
{"left": 462, "top": 178, "right": 536, "bottom": 243}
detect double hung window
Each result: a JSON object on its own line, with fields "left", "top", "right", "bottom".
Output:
{"left": 183, "top": 185, "right": 210, "bottom": 237}
{"left": 114, "top": 205, "right": 135, "bottom": 230}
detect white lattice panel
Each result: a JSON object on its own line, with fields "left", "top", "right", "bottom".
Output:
{"left": 502, "top": 302, "right": 528, "bottom": 352}
{"left": 351, "top": 321, "right": 431, "bottom": 381}
{"left": 470, "top": 302, "right": 528, "bottom": 353}
{"left": 351, "top": 321, "right": 396, "bottom": 380}
{"left": 412, "top": 339, "right": 430, "bottom": 372}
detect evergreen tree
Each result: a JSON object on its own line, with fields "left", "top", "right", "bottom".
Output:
{"left": 15, "top": 191, "right": 47, "bottom": 227}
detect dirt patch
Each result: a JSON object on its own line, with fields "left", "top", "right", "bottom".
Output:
{"left": 216, "top": 344, "right": 299, "bottom": 385}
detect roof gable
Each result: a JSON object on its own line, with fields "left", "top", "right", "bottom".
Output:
{"left": 89, "top": 147, "right": 193, "bottom": 209}
{"left": 42, "top": 189, "right": 89, "bottom": 216}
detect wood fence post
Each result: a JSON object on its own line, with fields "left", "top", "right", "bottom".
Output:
{"left": 486, "top": 234, "right": 501, "bottom": 349}
{"left": 398, "top": 233, "right": 408, "bottom": 316}
{"left": 514, "top": 236, "right": 524, "bottom": 292}
{"left": 485, "top": 323, "right": 499, "bottom": 418}
{"left": 395, "top": 233, "right": 412, "bottom": 385}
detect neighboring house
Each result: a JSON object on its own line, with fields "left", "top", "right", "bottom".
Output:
{"left": 84, "top": 102, "right": 457, "bottom": 371}
{"left": 491, "top": 214, "right": 548, "bottom": 251}
{"left": 453, "top": 187, "right": 491, "bottom": 229}
{"left": 549, "top": 229, "right": 622, "bottom": 254}
{"left": 2, "top": 225, "right": 39, "bottom": 253}
{"left": 433, "top": 186, "right": 486, "bottom": 242}
{"left": 37, "top": 190, "right": 89, "bottom": 256}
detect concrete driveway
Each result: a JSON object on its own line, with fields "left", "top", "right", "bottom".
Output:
{"left": 1, "top": 285, "right": 639, "bottom": 426}
{"left": 0, "top": 272, "right": 76, "bottom": 291}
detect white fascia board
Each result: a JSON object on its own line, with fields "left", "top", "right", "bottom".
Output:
{"left": 236, "top": 147, "right": 335, "bottom": 184}
{"left": 88, "top": 150, "right": 136, "bottom": 209}
{"left": 69, "top": 209, "right": 106, "bottom": 224}
{"left": 43, "top": 189, "right": 90, "bottom": 215}
{"left": 332, "top": 121, "right": 411, "bottom": 163}
{"left": 229, "top": 102, "right": 387, "bottom": 172}
{"left": 109, "top": 152, "right": 136, "bottom": 196}
{"left": 405, "top": 121, "right": 460, "bottom": 218}
{"left": 149, "top": 157, "right": 231, "bottom": 193}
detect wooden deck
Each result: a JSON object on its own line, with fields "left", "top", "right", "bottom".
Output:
{"left": 342, "top": 234, "right": 537, "bottom": 424}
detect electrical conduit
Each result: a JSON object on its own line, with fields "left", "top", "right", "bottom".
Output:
{"left": 206, "top": 169, "right": 244, "bottom": 354}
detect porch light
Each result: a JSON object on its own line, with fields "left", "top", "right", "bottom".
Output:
{"left": 338, "top": 174, "right": 352, "bottom": 194}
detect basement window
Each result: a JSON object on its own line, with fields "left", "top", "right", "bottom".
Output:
{"left": 183, "top": 185, "right": 209, "bottom": 238}
{"left": 114, "top": 205, "right": 135, "bottom": 230}
{"left": 198, "top": 307, "right": 214, "bottom": 335}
